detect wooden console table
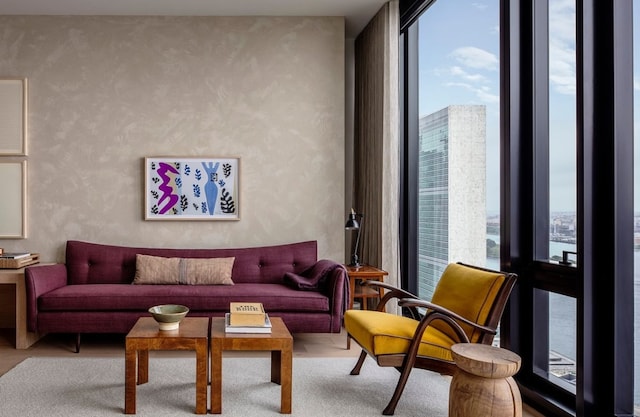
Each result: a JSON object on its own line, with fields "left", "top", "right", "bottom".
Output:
{"left": 0, "top": 267, "right": 42, "bottom": 349}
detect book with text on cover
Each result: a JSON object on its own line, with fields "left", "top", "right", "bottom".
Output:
{"left": 229, "top": 302, "right": 266, "bottom": 326}
{"left": 0, "top": 252, "right": 30, "bottom": 259}
{"left": 224, "top": 313, "right": 272, "bottom": 333}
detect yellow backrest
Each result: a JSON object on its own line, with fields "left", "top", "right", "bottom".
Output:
{"left": 430, "top": 263, "right": 506, "bottom": 343}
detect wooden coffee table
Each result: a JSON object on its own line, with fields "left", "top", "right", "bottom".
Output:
{"left": 124, "top": 317, "right": 209, "bottom": 415}
{"left": 210, "top": 316, "right": 293, "bottom": 414}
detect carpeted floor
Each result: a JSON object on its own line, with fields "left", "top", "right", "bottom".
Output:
{"left": 0, "top": 356, "right": 450, "bottom": 416}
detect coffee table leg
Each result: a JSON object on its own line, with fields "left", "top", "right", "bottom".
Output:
{"left": 137, "top": 349, "right": 149, "bottom": 385}
{"left": 280, "top": 348, "right": 292, "bottom": 414}
{"left": 271, "top": 349, "right": 292, "bottom": 413}
{"left": 210, "top": 340, "right": 223, "bottom": 414}
{"left": 271, "top": 350, "right": 281, "bottom": 384}
{"left": 195, "top": 341, "right": 207, "bottom": 414}
{"left": 124, "top": 347, "right": 137, "bottom": 414}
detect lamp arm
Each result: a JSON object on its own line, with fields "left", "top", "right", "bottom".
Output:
{"left": 353, "top": 226, "right": 361, "bottom": 263}
{"left": 353, "top": 213, "right": 364, "bottom": 266}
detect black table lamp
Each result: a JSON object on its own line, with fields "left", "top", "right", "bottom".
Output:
{"left": 345, "top": 209, "right": 364, "bottom": 267}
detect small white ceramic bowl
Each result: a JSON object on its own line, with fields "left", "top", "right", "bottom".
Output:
{"left": 148, "top": 304, "right": 189, "bottom": 331}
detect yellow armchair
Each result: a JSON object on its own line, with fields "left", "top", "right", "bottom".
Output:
{"left": 344, "top": 262, "right": 517, "bottom": 415}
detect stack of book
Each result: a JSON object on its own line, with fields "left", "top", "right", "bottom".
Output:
{"left": 0, "top": 252, "right": 31, "bottom": 259}
{"left": 225, "top": 302, "right": 272, "bottom": 334}
{"left": 0, "top": 252, "right": 39, "bottom": 269}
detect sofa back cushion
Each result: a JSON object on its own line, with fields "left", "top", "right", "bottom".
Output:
{"left": 65, "top": 240, "right": 318, "bottom": 285}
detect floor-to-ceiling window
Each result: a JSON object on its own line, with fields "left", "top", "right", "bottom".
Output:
{"left": 400, "top": 1, "right": 635, "bottom": 416}
{"left": 544, "top": 0, "right": 577, "bottom": 394}
{"left": 414, "top": 0, "right": 500, "bottom": 303}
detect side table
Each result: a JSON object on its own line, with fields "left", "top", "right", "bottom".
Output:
{"left": 0, "top": 267, "right": 42, "bottom": 349}
{"left": 124, "top": 317, "right": 209, "bottom": 415}
{"left": 344, "top": 264, "right": 388, "bottom": 349}
{"left": 449, "top": 343, "right": 522, "bottom": 417}
{"left": 344, "top": 264, "right": 388, "bottom": 311}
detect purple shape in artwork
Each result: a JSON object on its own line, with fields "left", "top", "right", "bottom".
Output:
{"left": 157, "top": 163, "right": 180, "bottom": 214}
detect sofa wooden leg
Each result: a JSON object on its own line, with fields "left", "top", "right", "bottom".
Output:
{"left": 75, "top": 333, "right": 81, "bottom": 353}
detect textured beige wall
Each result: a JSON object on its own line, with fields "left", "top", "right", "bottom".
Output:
{"left": 0, "top": 16, "right": 345, "bottom": 262}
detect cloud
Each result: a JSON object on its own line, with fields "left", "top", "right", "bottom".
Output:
{"left": 446, "top": 82, "right": 499, "bottom": 104}
{"left": 450, "top": 66, "right": 488, "bottom": 83}
{"left": 549, "top": 0, "right": 576, "bottom": 95}
{"left": 475, "top": 87, "right": 500, "bottom": 104}
{"left": 472, "top": 2, "right": 488, "bottom": 10}
{"left": 442, "top": 47, "right": 499, "bottom": 104}
{"left": 450, "top": 47, "right": 498, "bottom": 71}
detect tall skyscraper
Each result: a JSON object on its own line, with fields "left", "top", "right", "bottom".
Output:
{"left": 417, "top": 105, "right": 487, "bottom": 300}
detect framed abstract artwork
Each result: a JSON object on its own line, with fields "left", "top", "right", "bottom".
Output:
{"left": 0, "top": 160, "right": 27, "bottom": 238}
{"left": 144, "top": 157, "right": 240, "bottom": 221}
{"left": 0, "top": 78, "right": 27, "bottom": 156}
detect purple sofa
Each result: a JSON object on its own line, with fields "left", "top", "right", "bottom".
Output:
{"left": 25, "top": 240, "right": 348, "bottom": 351}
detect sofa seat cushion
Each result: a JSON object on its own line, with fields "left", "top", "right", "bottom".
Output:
{"left": 38, "top": 283, "right": 329, "bottom": 312}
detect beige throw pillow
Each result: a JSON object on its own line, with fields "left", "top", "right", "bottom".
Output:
{"left": 183, "top": 257, "right": 235, "bottom": 285}
{"left": 133, "top": 254, "right": 235, "bottom": 285}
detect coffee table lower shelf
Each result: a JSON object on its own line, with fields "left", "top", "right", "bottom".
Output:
{"left": 210, "top": 316, "right": 293, "bottom": 414}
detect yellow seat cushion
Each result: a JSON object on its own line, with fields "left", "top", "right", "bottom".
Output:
{"left": 344, "top": 309, "right": 457, "bottom": 362}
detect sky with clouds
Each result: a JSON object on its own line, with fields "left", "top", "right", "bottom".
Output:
{"left": 418, "top": 0, "right": 639, "bottom": 214}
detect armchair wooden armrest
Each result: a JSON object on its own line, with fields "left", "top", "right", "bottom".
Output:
{"left": 399, "top": 298, "right": 498, "bottom": 338}
{"left": 361, "top": 280, "right": 416, "bottom": 298}
{"left": 360, "top": 280, "right": 420, "bottom": 316}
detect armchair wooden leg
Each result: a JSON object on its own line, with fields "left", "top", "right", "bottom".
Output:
{"left": 75, "top": 333, "right": 81, "bottom": 353}
{"left": 382, "top": 365, "right": 414, "bottom": 415}
{"left": 350, "top": 350, "right": 368, "bottom": 375}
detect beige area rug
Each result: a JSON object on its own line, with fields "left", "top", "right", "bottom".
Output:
{"left": 0, "top": 356, "right": 450, "bottom": 416}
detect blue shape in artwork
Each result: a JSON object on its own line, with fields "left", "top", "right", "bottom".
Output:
{"left": 193, "top": 184, "right": 201, "bottom": 198}
{"left": 202, "top": 162, "right": 220, "bottom": 215}
{"left": 202, "top": 202, "right": 207, "bottom": 214}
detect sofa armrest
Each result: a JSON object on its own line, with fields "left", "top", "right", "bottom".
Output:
{"left": 323, "top": 264, "right": 349, "bottom": 333}
{"left": 25, "top": 264, "right": 68, "bottom": 332}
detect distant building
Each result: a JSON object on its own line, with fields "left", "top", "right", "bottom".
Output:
{"left": 417, "top": 105, "right": 487, "bottom": 299}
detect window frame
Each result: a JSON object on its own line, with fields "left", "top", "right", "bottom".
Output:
{"left": 398, "top": 0, "right": 635, "bottom": 415}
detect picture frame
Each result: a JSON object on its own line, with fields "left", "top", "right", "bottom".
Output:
{"left": 0, "top": 160, "right": 27, "bottom": 238}
{"left": 144, "top": 157, "right": 240, "bottom": 221}
{"left": 0, "top": 78, "right": 27, "bottom": 156}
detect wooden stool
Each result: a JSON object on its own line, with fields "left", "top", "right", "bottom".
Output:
{"left": 449, "top": 343, "right": 522, "bottom": 417}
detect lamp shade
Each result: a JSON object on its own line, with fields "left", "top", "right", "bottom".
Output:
{"left": 345, "top": 210, "right": 360, "bottom": 230}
